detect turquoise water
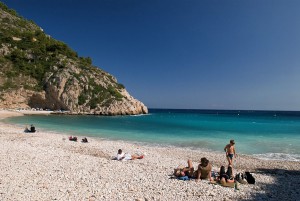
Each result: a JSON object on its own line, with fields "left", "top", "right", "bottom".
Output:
{"left": 3, "top": 109, "right": 300, "bottom": 161}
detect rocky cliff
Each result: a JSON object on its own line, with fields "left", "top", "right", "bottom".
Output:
{"left": 0, "top": 2, "right": 148, "bottom": 115}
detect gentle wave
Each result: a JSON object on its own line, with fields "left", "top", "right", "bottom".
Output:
{"left": 252, "top": 153, "right": 300, "bottom": 162}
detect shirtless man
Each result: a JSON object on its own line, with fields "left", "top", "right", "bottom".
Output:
{"left": 224, "top": 140, "right": 236, "bottom": 166}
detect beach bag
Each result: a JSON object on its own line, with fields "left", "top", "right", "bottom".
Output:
{"left": 235, "top": 173, "right": 242, "bottom": 181}
{"left": 235, "top": 173, "right": 247, "bottom": 184}
{"left": 244, "top": 172, "right": 255, "bottom": 184}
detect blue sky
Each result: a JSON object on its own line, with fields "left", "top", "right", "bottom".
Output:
{"left": 2, "top": 0, "right": 300, "bottom": 110}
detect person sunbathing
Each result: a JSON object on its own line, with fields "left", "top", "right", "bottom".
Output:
{"left": 174, "top": 159, "right": 196, "bottom": 178}
{"left": 69, "top": 136, "right": 78, "bottom": 141}
{"left": 218, "top": 165, "right": 235, "bottom": 187}
{"left": 116, "top": 149, "right": 144, "bottom": 160}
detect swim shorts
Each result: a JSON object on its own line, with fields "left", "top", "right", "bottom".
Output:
{"left": 227, "top": 154, "right": 234, "bottom": 159}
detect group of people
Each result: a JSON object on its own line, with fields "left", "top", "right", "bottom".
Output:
{"left": 173, "top": 139, "right": 237, "bottom": 187}
{"left": 113, "top": 140, "right": 237, "bottom": 186}
{"left": 23, "top": 125, "right": 238, "bottom": 186}
{"left": 69, "top": 136, "right": 89, "bottom": 143}
{"left": 116, "top": 140, "right": 253, "bottom": 185}
{"left": 174, "top": 157, "right": 213, "bottom": 181}
{"left": 24, "top": 124, "right": 36, "bottom": 133}
{"left": 24, "top": 123, "right": 237, "bottom": 186}
{"left": 24, "top": 124, "right": 90, "bottom": 144}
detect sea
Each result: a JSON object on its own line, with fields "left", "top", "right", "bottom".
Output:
{"left": 3, "top": 109, "right": 300, "bottom": 161}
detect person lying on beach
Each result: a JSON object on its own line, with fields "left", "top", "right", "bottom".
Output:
{"left": 69, "top": 136, "right": 78, "bottom": 142}
{"left": 210, "top": 165, "right": 236, "bottom": 187}
{"left": 81, "top": 137, "right": 88, "bottom": 143}
{"left": 196, "top": 157, "right": 213, "bottom": 182}
{"left": 224, "top": 139, "right": 236, "bottom": 166}
{"left": 116, "top": 149, "right": 144, "bottom": 161}
{"left": 173, "top": 159, "right": 197, "bottom": 179}
{"left": 219, "top": 165, "right": 235, "bottom": 187}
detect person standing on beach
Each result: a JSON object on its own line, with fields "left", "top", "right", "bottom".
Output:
{"left": 224, "top": 140, "right": 236, "bottom": 166}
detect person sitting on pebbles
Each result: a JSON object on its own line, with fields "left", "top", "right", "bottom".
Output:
{"left": 30, "top": 124, "right": 36, "bottom": 133}
{"left": 116, "top": 149, "right": 144, "bottom": 160}
{"left": 24, "top": 124, "right": 36, "bottom": 133}
{"left": 196, "top": 157, "right": 213, "bottom": 182}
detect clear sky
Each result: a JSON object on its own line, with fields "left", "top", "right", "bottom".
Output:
{"left": 2, "top": 0, "right": 300, "bottom": 110}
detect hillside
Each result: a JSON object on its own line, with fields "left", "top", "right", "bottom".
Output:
{"left": 0, "top": 2, "right": 148, "bottom": 115}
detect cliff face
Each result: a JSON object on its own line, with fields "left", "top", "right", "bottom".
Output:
{"left": 0, "top": 3, "right": 148, "bottom": 115}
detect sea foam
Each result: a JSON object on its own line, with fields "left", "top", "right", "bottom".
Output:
{"left": 253, "top": 153, "right": 300, "bottom": 161}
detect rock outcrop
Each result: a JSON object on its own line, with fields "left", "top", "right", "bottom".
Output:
{"left": 0, "top": 2, "right": 147, "bottom": 115}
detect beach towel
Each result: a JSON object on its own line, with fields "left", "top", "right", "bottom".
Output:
{"left": 177, "top": 176, "right": 190, "bottom": 181}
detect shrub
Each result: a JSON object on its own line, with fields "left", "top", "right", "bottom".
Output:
{"left": 117, "top": 83, "right": 125, "bottom": 89}
{"left": 0, "top": 2, "right": 20, "bottom": 17}
{"left": 108, "top": 85, "right": 123, "bottom": 99}
{"left": 89, "top": 98, "right": 98, "bottom": 109}
{"left": 78, "top": 94, "right": 87, "bottom": 105}
{"left": 5, "top": 71, "right": 18, "bottom": 78}
{"left": 0, "top": 80, "right": 17, "bottom": 90}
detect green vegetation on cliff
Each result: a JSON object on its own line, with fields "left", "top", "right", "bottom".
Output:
{"left": 0, "top": 2, "right": 130, "bottom": 111}
{"left": 0, "top": 2, "right": 84, "bottom": 86}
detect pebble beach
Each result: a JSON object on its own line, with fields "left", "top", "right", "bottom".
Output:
{"left": 0, "top": 111, "right": 299, "bottom": 201}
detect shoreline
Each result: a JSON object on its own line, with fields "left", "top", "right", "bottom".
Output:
{"left": 0, "top": 110, "right": 299, "bottom": 200}
{"left": 0, "top": 109, "right": 52, "bottom": 119}
{"left": 1, "top": 109, "right": 300, "bottom": 162}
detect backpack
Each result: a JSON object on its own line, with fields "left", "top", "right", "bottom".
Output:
{"left": 244, "top": 172, "right": 255, "bottom": 184}
{"left": 235, "top": 173, "right": 247, "bottom": 184}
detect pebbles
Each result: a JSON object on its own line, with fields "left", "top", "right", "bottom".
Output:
{"left": 0, "top": 122, "right": 299, "bottom": 200}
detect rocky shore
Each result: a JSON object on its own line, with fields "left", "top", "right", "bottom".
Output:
{"left": 0, "top": 112, "right": 299, "bottom": 200}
